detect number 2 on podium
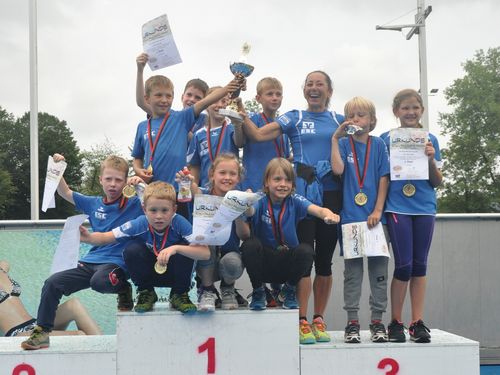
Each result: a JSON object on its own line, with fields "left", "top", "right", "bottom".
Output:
{"left": 198, "top": 337, "right": 216, "bottom": 374}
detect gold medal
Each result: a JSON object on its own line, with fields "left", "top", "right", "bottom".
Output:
{"left": 403, "top": 183, "right": 416, "bottom": 197}
{"left": 146, "top": 164, "right": 153, "bottom": 174}
{"left": 122, "top": 185, "right": 136, "bottom": 198}
{"left": 154, "top": 261, "right": 167, "bottom": 274}
{"left": 354, "top": 192, "right": 368, "bottom": 206}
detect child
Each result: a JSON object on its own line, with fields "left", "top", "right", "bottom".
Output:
{"left": 135, "top": 52, "right": 209, "bottom": 139}
{"left": 331, "top": 97, "right": 390, "bottom": 344}
{"left": 180, "top": 153, "right": 247, "bottom": 311}
{"left": 381, "top": 89, "right": 442, "bottom": 343}
{"left": 239, "top": 158, "right": 339, "bottom": 345}
{"left": 186, "top": 87, "right": 243, "bottom": 188}
{"left": 21, "top": 154, "right": 143, "bottom": 350}
{"left": 236, "top": 77, "right": 290, "bottom": 192}
{"left": 79, "top": 181, "right": 210, "bottom": 314}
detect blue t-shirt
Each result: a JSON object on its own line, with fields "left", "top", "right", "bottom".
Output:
{"left": 277, "top": 110, "right": 344, "bottom": 191}
{"left": 186, "top": 122, "right": 239, "bottom": 188}
{"left": 131, "top": 107, "right": 196, "bottom": 190}
{"left": 249, "top": 193, "right": 311, "bottom": 249}
{"left": 112, "top": 214, "right": 192, "bottom": 253}
{"left": 190, "top": 112, "right": 207, "bottom": 135}
{"left": 380, "top": 130, "right": 442, "bottom": 215}
{"left": 241, "top": 112, "right": 290, "bottom": 192}
{"left": 73, "top": 193, "right": 143, "bottom": 270}
{"left": 338, "top": 136, "right": 390, "bottom": 224}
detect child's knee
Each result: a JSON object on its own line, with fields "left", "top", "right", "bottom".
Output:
{"left": 219, "top": 252, "right": 243, "bottom": 284}
{"left": 393, "top": 264, "right": 412, "bottom": 282}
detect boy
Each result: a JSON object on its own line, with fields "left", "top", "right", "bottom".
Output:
{"left": 79, "top": 181, "right": 210, "bottom": 314}
{"left": 21, "top": 154, "right": 143, "bottom": 350}
{"left": 331, "top": 97, "right": 390, "bottom": 343}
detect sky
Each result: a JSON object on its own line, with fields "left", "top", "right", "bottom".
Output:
{"left": 0, "top": 0, "right": 499, "bottom": 156}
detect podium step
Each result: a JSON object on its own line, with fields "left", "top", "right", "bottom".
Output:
{"left": 300, "top": 329, "right": 479, "bottom": 375}
{"left": 0, "top": 335, "right": 116, "bottom": 375}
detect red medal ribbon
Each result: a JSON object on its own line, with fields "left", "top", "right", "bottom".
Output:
{"left": 147, "top": 112, "right": 170, "bottom": 168}
{"left": 148, "top": 224, "right": 170, "bottom": 256}
{"left": 102, "top": 195, "right": 128, "bottom": 210}
{"left": 349, "top": 136, "right": 372, "bottom": 191}
{"left": 207, "top": 121, "right": 227, "bottom": 162}
{"left": 261, "top": 113, "right": 285, "bottom": 157}
{"left": 267, "top": 197, "right": 287, "bottom": 246}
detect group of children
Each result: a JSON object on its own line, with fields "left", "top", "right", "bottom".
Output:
{"left": 19, "top": 54, "right": 442, "bottom": 351}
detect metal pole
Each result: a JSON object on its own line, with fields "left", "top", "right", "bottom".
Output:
{"left": 417, "top": 0, "right": 430, "bottom": 129}
{"left": 29, "top": 0, "right": 39, "bottom": 219}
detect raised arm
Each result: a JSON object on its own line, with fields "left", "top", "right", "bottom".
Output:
{"left": 331, "top": 122, "right": 350, "bottom": 176}
{"left": 136, "top": 53, "right": 152, "bottom": 115}
{"left": 52, "top": 153, "right": 74, "bottom": 204}
{"left": 192, "top": 77, "right": 244, "bottom": 117}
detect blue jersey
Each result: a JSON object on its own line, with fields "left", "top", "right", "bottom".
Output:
{"left": 190, "top": 112, "right": 207, "bottom": 134}
{"left": 277, "top": 110, "right": 344, "bottom": 191}
{"left": 132, "top": 107, "right": 196, "bottom": 190}
{"left": 380, "top": 130, "right": 442, "bottom": 215}
{"left": 241, "top": 112, "right": 290, "bottom": 192}
{"left": 112, "top": 214, "right": 192, "bottom": 254}
{"left": 73, "top": 193, "right": 143, "bottom": 270}
{"left": 249, "top": 193, "right": 311, "bottom": 249}
{"left": 186, "top": 122, "right": 239, "bottom": 188}
{"left": 338, "top": 136, "right": 390, "bottom": 224}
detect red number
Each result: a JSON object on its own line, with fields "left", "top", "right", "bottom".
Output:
{"left": 12, "top": 364, "right": 36, "bottom": 375}
{"left": 378, "top": 358, "right": 399, "bottom": 375}
{"left": 198, "top": 337, "right": 216, "bottom": 374}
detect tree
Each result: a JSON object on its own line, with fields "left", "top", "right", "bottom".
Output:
{"left": 0, "top": 110, "right": 83, "bottom": 219}
{"left": 437, "top": 47, "right": 500, "bottom": 212}
{"left": 244, "top": 99, "right": 262, "bottom": 114}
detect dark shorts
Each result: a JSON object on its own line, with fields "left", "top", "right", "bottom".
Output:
{"left": 5, "top": 318, "right": 37, "bottom": 337}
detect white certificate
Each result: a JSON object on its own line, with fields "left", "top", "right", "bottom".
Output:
{"left": 341, "top": 222, "right": 390, "bottom": 259}
{"left": 390, "top": 128, "right": 429, "bottom": 180}
{"left": 142, "top": 14, "right": 182, "bottom": 71}
{"left": 42, "top": 156, "right": 67, "bottom": 212}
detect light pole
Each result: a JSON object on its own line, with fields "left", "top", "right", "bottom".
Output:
{"left": 376, "top": 0, "right": 432, "bottom": 129}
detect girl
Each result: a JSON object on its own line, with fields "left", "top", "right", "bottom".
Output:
{"left": 180, "top": 153, "right": 247, "bottom": 311}
{"left": 239, "top": 158, "right": 339, "bottom": 345}
{"left": 241, "top": 71, "right": 344, "bottom": 344}
{"left": 380, "top": 89, "right": 443, "bottom": 343}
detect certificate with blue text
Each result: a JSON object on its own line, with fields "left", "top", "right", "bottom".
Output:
{"left": 389, "top": 128, "right": 429, "bottom": 180}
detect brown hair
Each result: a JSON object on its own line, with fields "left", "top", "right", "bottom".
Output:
{"left": 263, "top": 158, "right": 296, "bottom": 194}
{"left": 184, "top": 78, "right": 209, "bottom": 96}
{"left": 145, "top": 75, "right": 174, "bottom": 96}
{"left": 392, "top": 89, "right": 424, "bottom": 128}
{"left": 208, "top": 153, "right": 243, "bottom": 190}
{"left": 142, "top": 181, "right": 176, "bottom": 206}
{"left": 304, "top": 70, "right": 333, "bottom": 108}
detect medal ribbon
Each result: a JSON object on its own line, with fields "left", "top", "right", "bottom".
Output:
{"left": 261, "top": 113, "right": 285, "bottom": 157}
{"left": 349, "top": 136, "right": 372, "bottom": 191}
{"left": 207, "top": 121, "right": 227, "bottom": 162}
{"left": 148, "top": 224, "right": 170, "bottom": 256}
{"left": 147, "top": 112, "right": 171, "bottom": 168}
{"left": 103, "top": 194, "right": 128, "bottom": 210}
{"left": 267, "top": 197, "right": 287, "bottom": 246}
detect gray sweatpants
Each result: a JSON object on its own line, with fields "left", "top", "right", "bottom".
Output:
{"left": 343, "top": 256, "right": 388, "bottom": 322}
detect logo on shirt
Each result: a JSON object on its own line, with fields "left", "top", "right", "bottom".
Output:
{"left": 347, "top": 153, "right": 354, "bottom": 164}
{"left": 301, "top": 121, "right": 316, "bottom": 134}
{"left": 278, "top": 114, "right": 290, "bottom": 125}
{"left": 95, "top": 207, "right": 107, "bottom": 220}
{"left": 261, "top": 210, "right": 272, "bottom": 225}
{"left": 143, "top": 130, "right": 156, "bottom": 140}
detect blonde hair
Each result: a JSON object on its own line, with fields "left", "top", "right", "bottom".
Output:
{"left": 344, "top": 96, "right": 377, "bottom": 131}
{"left": 100, "top": 155, "right": 129, "bottom": 178}
{"left": 263, "top": 158, "right": 296, "bottom": 194}
{"left": 145, "top": 75, "right": 174, "bottom": 96}
{"left": 256, "top": 77, "right": 282, "bottom": 95}
{"left": 392, "top": 89, "right": 424, "bottom": 128}
{"left": 208, "top": 153, "right": 243, "bottom": 189}
{"left": 142, "top": 181, "right": 176, "bottom": 206}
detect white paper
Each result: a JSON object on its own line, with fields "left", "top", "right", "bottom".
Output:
{"left": 142, "top": 14, "right": 182, "bottom": 71}
{"left": 341, "top": 222, "right": 390, "bottom": 259}
{"left": 50, "top": 214, "right": 88, "bottom": 275}
{"left": 42, "top": 156, "right": 67, "bottom": 212}
{"left": 390, "top": 128, "right": 429, "bottom": 181}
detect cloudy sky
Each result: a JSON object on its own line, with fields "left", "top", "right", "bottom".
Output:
{"left": 1, "top": 0, "right": 499, "bottom": 156}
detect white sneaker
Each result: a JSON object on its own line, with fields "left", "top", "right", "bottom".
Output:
{"left": 220, "top": 285, "right": 238, "bottom": 310}
{"left": 198, "top": 289, "right": 216, "bottom": 312}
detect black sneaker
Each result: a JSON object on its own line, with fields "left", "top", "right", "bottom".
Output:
{"left": 117, "top": 282, "right": 133, "bottom": 311}
{"left": 388, "top": 319, "right": 406, "bottom": 342}
{"left": 409, "top": 320, "right": 431, "bottom": 343}
{"left": 134, "top": 289, "right": 158, "bottom": 313}
{"left": 344, "top": 321, "right": 361, "bottom": 343}
{"left": 369, "top": 321, "right": 388, "bottom": 343}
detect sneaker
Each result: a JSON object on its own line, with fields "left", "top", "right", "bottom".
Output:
{"left": 235, "top": 289, "right": 248, "bottom": 308}
{"left": 281, "top": 283, "right": 299, "bottom": 309}
{"left": 299, "top": 319, "right": 316, "bottom": 345}
{"left": 249, "top": 287, "right": 267, "bottom": 311}
{"left": 311, "top": 317, "right": 331, "bottom": 342}
{"left": 388, "top": 319, "right": 406, "bottom": 343}
{"left": 220, "top": 285, "right": 238, "bottom": 310}
{"left": 169, "top": 292, "right": 196, "bottom": 314}
{"left": 344, "top": 320, "right": 361, "bottom": 343}
{"left": 409, "top": 319, "right": 431, "bottom": 343}
{"left": 117, "top": 282, "right": 133, "bottom": 311}
{"left": 134, "top": 289, "right": 158, "bottom": 313}
{"left": 198, "top": 289, "right": 217, "bottom": 312}
{"left": 369, "top": 320, "right": 388, "bottom": 343}
{"left": 21, "top": 326, "right": 50, "bottom": 350}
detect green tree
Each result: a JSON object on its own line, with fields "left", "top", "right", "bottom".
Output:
{"left": 0, "top": 110, "right": 83, "bottom": 219}
{"left": 244, "top": 98, "right": 262, "bottom": 114}
{"left": 438, "top": 47, "right": 500, "bottom": 212}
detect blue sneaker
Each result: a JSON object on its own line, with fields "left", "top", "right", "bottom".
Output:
{"left": 249, "top": 287, "right": 266, "bottom": 311}
{"left": 281, "top": 283, "right": 299, "bottom": 309}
